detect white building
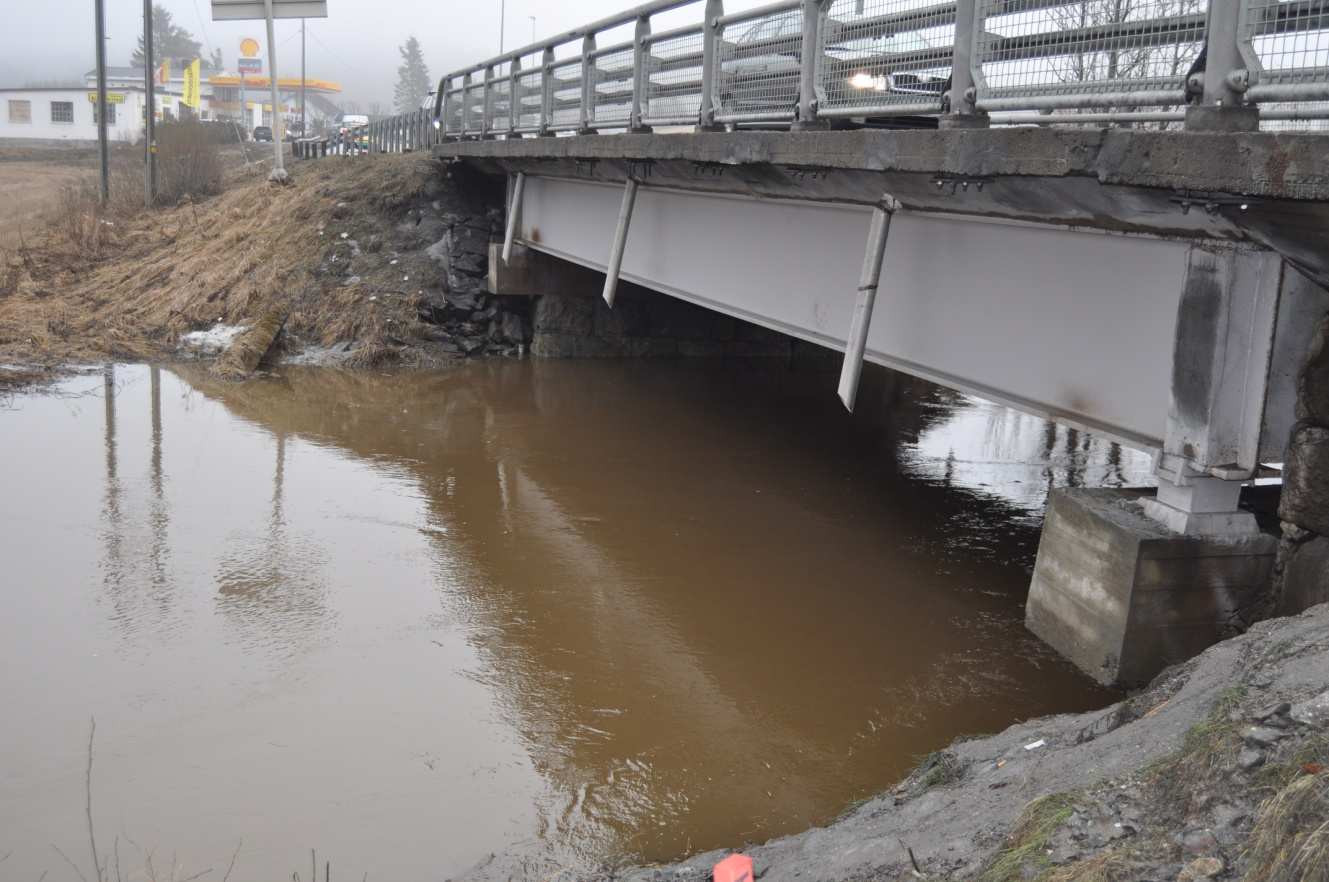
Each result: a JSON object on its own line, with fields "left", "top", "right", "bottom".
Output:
{"left": 0, "top": 86, "right": 147, "bottom": 142}
{"left": 1, "top": 63, "right": 343, "bottom": 142}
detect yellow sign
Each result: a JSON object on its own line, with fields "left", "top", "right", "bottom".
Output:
{"left": 87, "top": 92, "right": 126, "bottom": 104}
{"left": 157, "top": 60, "right": 170, "bottom": 85}
{"left": 240, "top": 37, "right": 261, "bottom": 58}
{"left": 182, "top": 59, "right": 202, "bottom": 109}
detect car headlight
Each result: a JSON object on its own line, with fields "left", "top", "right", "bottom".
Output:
{"left": 849, "top": 72, "right": 875, "bottom": 90}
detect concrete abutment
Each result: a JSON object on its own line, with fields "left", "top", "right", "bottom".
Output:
{"left": 1030, "top": 263, "right": 1329, "bottom": 687}
{"left": 1026, "top": 488, "right": 1279, "bottom": 688}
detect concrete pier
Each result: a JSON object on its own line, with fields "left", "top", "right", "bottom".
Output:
{"left": 1026, "top": 489, "right": 1278, "bottom": 687}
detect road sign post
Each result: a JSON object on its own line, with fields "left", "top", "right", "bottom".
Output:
{"left": 94, "top": 0, "right": 109, "bottom": 203}
{"left": 262, "top": 0, "right": 285, "bottom": 180}
{"left": 143, "top": 0, "right": 156, "bottom": 205}
{"left": 212, "top": 0, "right": 328, "bottom": 183}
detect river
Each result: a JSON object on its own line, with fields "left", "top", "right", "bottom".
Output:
{"left": 0, "top": 360, "right": 1151, "bottom": 881}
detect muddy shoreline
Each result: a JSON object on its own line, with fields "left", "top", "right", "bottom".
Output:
{"left": 464, "top": 604, "right": 1329, "bottom": 882}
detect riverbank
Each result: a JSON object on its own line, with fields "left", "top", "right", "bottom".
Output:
{"left": 460, "top": 602, "right": 1329, "bottom": 882}
{"left": 0, "top": 151, "right": 519, "bottom": 384}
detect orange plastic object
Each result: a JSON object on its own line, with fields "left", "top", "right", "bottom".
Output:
{"left": 713, "top": 853, "right": 754, "bottom": 882}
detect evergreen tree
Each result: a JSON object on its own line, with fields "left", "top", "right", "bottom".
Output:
{"left": 394, "top": 36, "right": 431, "bottom": 113}
{"left": 131, "top": 5, "right": 206, "bottom": 69}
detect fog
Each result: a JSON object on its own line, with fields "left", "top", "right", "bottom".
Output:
{"left": 2, "top": 0, "right": 763, "bottom": 108}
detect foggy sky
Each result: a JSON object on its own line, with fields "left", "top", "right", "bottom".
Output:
{"left": 2, "top": 0, "right": 762, "bottom": 108}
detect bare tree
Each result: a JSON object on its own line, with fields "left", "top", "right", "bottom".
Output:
{"left": 1044, "top": 0, "right": 1204, "bottom": 125}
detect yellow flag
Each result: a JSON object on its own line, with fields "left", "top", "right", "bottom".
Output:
{"left": 156, "top": 60, "right": 170, "bottom": 86}
{"left": 182, "top": 59, "right": 201, "bottom": 109}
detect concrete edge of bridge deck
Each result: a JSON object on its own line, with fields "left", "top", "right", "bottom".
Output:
{"left": 435, "top": 128, "right": 1329, "bottom": 204}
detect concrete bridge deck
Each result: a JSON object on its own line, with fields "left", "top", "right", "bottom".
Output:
{"left": 440, "top": 128, "right": 1329, "bottom": 285}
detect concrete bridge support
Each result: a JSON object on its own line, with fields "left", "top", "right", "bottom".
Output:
{"left": 1028, "top": 255, "right": 1329, "bottom": 687}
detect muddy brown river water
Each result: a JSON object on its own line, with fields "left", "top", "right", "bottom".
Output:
{"left": 0, "top": 360, "right": 1152, "bottom": 881}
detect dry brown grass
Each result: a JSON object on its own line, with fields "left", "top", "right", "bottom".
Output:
{"left": 1243, "top": 770, "right": 1329, "bottom": 882}
{"left": 0, "top": 152, "right": 439, "bottom": 366}
{"left": 154, "top": 121, "right": 224, "bottom": 204}
{"left": 1042, "top": 849, "right": 1134, "bottom": 882}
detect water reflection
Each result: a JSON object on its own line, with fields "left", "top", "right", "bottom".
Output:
{"left": 0, "top": 360, "right": 1152, "bottom": 881}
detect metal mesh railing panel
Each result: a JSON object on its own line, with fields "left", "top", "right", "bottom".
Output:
{"left": 818, "top": 0, "right": 954, "bottom": 115}
{"left": 717, "top": 8, "right": 803, "bottom": 120}
{"left": 489, "top": 75, "right": 514, "bottom": 131}
{"left": 1243, "top": 0, "right": 1329, "bottom": 84}
{"left": 593, "top": 46, "right": 635, "bottom": 126}
{"left": 976, "top": 0, "right": 1208, "bottom": 103}
{"left": 1257, "top": 99, "right": 1329, "bottom": 128}
{"left": 549, "top": 58, "right": 585, "bottom": 129}
{"left": 645, "top": 27, "right": 705, "bottom": 123}
{"left": 462, "top": 82, "right": 486, "bottom": 134}
{"left": 444, "top": 86, "right": 464, "bottom": 135}
{"left": 514, "top": 68, "right": 544, "bottom": 131}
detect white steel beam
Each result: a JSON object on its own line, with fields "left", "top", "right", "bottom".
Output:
{"left": 516, "top": 175, "right": 1195, "bottom": 450}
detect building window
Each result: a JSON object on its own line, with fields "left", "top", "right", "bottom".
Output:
{"left": 8, "top": 100, "right": 31, "bottom": 123}
{"left": 50, "top": 101, "right": 74, "bottom": 123}
{"left": 93, "top": 102, "right": 116, "bottom": 125}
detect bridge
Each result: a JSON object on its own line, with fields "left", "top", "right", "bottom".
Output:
{"left": 311, "top": 0, "right": 1329, "bottom": 687}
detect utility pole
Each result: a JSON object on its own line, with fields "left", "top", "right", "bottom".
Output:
{"left": 94, "top": 0, "right": 110, "bottom": 203}
{"left": 499, "top": 0, "right": 505, "bottom": 53}
{"left": 262, "top": 0, "right": 287, "bottom": 181}
{"left": 142, "top": 0, "right": 156, "bottom": 206}
{"left": 300, "top": 18, "right": 306, "bottom": 137}
{"left": 529, "top": 15, "right": 535, "bottom": 43}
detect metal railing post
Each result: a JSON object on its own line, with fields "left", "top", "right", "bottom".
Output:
{"left": 482, "top": 65, "right": 495, "bottom": 137}
{"left": 540, "top": 47, "right": 555, "bottom": 135}
{"left": 942, "top": 0, "right": 988, "bottom": 128}
{"left": 602, "top": 177, "right": 640, "bottom": 307}
{"left": 631, "top": 14, "right": 652, "bottom": 132}
{"left": 461, "top": 72, "right": 473, "bottom": 136}
{"left": 838, "top": 197, "right": 898, "bottom": 411}
{"left": 793, "top": 0, "right": 828, "bottom": 129}
{"left": 698, "top": 0, "right": 724, "bottom": 130}
{"left": 502, "top": 171, "right": 526, "bottom": 263}
{"left": 509, "top": 55, "right": 523, "bottom": 136}
{"left": 1187, "top": 0, "right": 1257, "bottom": 131}
{"left": 580, "top": 33, "right": 598, "bottom": 133}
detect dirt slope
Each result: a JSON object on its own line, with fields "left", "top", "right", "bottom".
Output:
{"left": 0, "top": 153, "right": 493, "bottom": 370}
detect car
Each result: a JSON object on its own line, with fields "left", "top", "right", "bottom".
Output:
{"left": 252, "top": 125, "right": 273, "bottom": 142}
{"left": 717, "top": 11, "right": 946, "bottom": 128}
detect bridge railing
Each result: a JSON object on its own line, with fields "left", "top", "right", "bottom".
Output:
{"left": 398, "top": 0, "right": 1329, "bottom": 141}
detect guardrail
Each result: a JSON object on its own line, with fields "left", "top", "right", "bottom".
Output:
{"left": 292, "top": 111, "right": 439, "bottom": 159}
{"left": 357, "top": 0, "right": 1329, "bottom": 145}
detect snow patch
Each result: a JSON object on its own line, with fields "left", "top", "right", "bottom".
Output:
{"left": 180, "top": 324, "right": 248, "bottom": 355}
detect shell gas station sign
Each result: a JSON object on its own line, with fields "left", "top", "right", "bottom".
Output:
{"left": 238, "top": 37, "right": 262, "bottom": 73}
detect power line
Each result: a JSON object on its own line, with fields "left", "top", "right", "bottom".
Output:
{"left": 188, "top": 0, "right": 218, "bottom": 60}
